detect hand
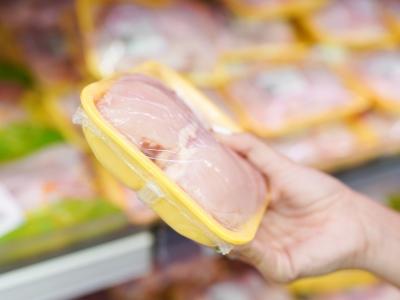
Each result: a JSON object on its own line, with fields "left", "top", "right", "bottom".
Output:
{"left": 218, "top": 133, "right": 375, "bottom": 283}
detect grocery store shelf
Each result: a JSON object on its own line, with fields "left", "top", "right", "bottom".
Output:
{"left": 0, "top": 231, "right": 153, "bottom": 300}
{"left": 336, "top": 156, "right": 400, "bottom": 201}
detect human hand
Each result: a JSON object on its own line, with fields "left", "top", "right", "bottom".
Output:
{"left": 218, "top": 133, "right": 377, "bottom": 283}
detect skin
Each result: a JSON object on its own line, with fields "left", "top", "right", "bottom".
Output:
{"left": 217, "top": 133, "right": 400, "bottom": 287}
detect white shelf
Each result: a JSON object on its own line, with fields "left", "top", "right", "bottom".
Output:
{"left": 0, "top": 231, "right": 153, "bottom": 300}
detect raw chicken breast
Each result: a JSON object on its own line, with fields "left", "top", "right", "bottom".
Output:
{"left": 350, "top": 50, "right": 400, "bottom": 103}
{"left": 93, "top": 1, "right": 224, "bottom": 76}
{"left": 224, "top": 63, "right": 358, "bottom": 134}
{"left": 97, "top": 74, "right": 267, "bottom": 230}
{"left": 311, "top": 0, "right": 388, "bottom": 42}
{"left": 0, "top": 144, "right": 95, "bottom": 212}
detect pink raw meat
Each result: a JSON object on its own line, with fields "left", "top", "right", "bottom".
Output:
{"left": 312, "top": 0, "right": 387, "bottom": 41}
{"left": 225, "top": 63, "right": 356, "bottom": 131}
{"left": 0, "top": 144, "right": 95, "bottom": 212}
{"left": 350, "top": 51, "right": 400, "bottom": 102}
{"left": 97, "top": 74, "right": 267, "bottom": 230}
{"left": 94, "top": 1, "right": 224, "bottom": 76}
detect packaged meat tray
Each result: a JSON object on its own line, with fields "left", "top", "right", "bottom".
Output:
{"left": 77, "top": 0, "right": 228, "bottom": 86}
{"left": 346, "top": 50, "right": 400, "bottom": 114}
{"left": 220, "top": 18, "right": 306, "bottom": 63}
{"left": 75, "top": 62, "right": 269, "bottom": 251}
{"left": 0, "top": 82, "right": 63, "bottom": 163}
{"left": 221, "top": 59, "right": 369, "bottom": 137}
{"left": 0, "top": 143, "right": 127, "bottom": 265}
{"left": 269, "top": 120, "right": 378, "bottom": 171}
{"left": 0, "top": 0, "right": 85, "bottom": 85}
{"left": 299, "top": 0, "right": 395, "bottom": 49}
{"left": 221, "top": 0, "right": 325, "bottom": 20}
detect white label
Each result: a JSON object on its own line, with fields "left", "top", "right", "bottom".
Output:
{"left": 0, "top": 185, "right": 24, "bottom": 237}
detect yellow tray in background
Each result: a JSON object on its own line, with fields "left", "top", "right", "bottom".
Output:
{"left": 80, "top": 62, "right": 269, "bottom": 249}
{"left": 222, "top": 0, "right": 326, "bottom": 20}
{"left": 76, "top": 0, "right": 227, "bottom": 88}
{"left": 298, "top": 7, "right": 397, "bottom": 50}
{"left": 219, "top": 58, "right": 371, "bottom": 138}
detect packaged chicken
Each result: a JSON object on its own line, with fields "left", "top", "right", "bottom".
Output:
{"left": 358, "top": 111, "right": 400, "bottom": 155}
{"left": 0, "top": 143, "right": 126, "bottom": 264}
{"left": 300, "top": 0, "right": 395, "bottom": 49}
{"left": 0, "top": 82, "right": 63, "bottom": 163}
{"left": 75, "top": 62, "right": 269, "bottom": 251}
{"left": 269, "top": 120, "right": 377, "bottom": 171}
{"left": 78, "top": 0, "right": 228, "bottom": 86}
{"left": 346, "top": 50, "right": 400, "bottom": 114}
{"left": 221, "top": 0, "right": 325, "bottom": 20}
{"left": 0, "top": 0, "right": 84, "bottom": 85}
{"left": 220, "top": 18, "right": 306, "bottom": 62}
{"left": 221, "top": 59, "right": 369, "bottom": 137}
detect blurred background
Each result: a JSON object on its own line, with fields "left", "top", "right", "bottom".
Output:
{"left": 0, "top": 0, "right": 399, "bottom": 299}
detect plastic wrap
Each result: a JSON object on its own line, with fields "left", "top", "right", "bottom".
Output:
{"left": 76, "top": 63, "right": 269, "bottom": 250}
{"left": 221, "top": 0, "right": 325, "bottom": 19}
{"left": 78, "top": 0, "right": 227, "bottom": 85}
{"left": 269, "top": 120, "right": 377, "bottom": 171}
{"left": 0, "top": 0, "right": 84, "bottom": 85}
{"left": 221, "top": 60, "right": 369, "bottom": 137}
{"left": 300, "top": 0, "right": 395, "bottom": 49}
{"left": 346, "top": 50, "right": 400, "bottom": 114}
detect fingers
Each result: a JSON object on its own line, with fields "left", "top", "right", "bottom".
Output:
{"left": 216, "top": 133, "right": 293, "bottom": 176}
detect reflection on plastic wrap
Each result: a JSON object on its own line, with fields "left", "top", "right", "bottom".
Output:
{"left": 222, "top": 62, "right": 368, "bottom": 137}
{"left": 96, "top": 74, "right": 267, "bottom": 231}
{"left": 85, "top": 0, "right": 225, "bottom": 77}
{"left": 302, "top": 0, "right": 394, "bottom": 48}
{"left": 348, "top": 50, "right": 400, "bottom": 113}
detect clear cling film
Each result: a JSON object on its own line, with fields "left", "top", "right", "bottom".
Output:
{"left": 75, "top": 63, "right": 270, "bottom": 251}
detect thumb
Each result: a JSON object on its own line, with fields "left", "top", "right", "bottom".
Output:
{"left": 216, "top": 133, "right": 294, "bottom": 176}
